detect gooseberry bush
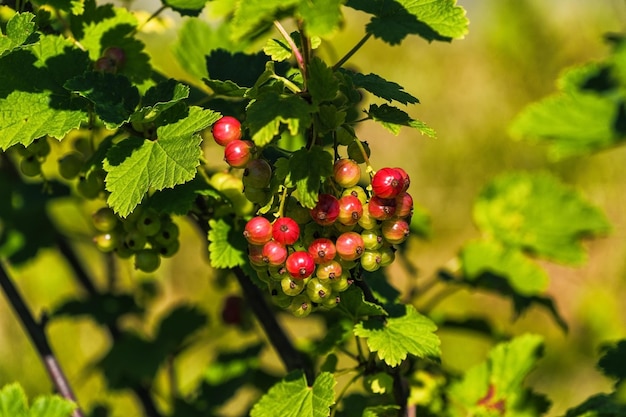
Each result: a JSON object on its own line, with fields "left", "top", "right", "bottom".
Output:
{"left": 0, "top": 1, "right": 625, "bottom": 417}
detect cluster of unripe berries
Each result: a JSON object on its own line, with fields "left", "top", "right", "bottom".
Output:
{"left": 91, "top": 206, "right": 180, "bottom": 272}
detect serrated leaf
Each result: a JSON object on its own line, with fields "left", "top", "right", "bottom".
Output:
{"left": 308, "top": 57, "right": 339, "bottom": 105}
{"left": 145, "top": 176, "right": 213, "bottom": 215}
{"left": 285, "top": 147, "right": 333, "bottom": 208}
{"left": 308, "top": 320, "right": 354, "bottom": 356}
{"left": 206, "top": 49, "right": 282, "bottom": 88}
{"left": 155, "top": 305, "right": 207, "bottom": 351}
{"left": 246, "top": 92, "right": 314, "bottom": 146}
{"left": 461, "top": 239, "right": 549, "bottom": 296}
{"left": 207, "top": 218, "right": 248, "bottom": 269}
{"left": 473, "top": 172, "right": 610, "bottom": 265}
{"left": 263, "top": 38, "right": 293, "bottom": 62}
{"left": 354, "top": 304, "right": 440, "bottom": 367}
{"left": 250, "top": 371, "right": 335, "bottom": 417}
{"left": 367, "top": 104, "right": 436, "bottom": 137}
{"left": 335, "top": 285, "right": 387, "bottom": 320}
{"left": 448, "top": 334, "right": 549, "bottom": 417}
{"left": 598, "top": 340, "right": 626, "bottom": 384}
{"left": 0, "top": 383, "right": 75, "bottom": 417}
{"left": 564, "top": 393, "right": 626, "bottom": 417}
{"left": 131, "top": 79, "right": 190, "bottom": 122}
{"left": 346, "top": 0, "right": 468, "bottom": 44}
{"left": 344, "top": 71, "right": 418, "bottom": 105}
{"left": 65, "top": 72, "right": 140, "bottom": 128}
{"left": 0, "top": 35, "right": 90, "bottom": 150}
{"left": 0, "top": 12, "right": 39, "bottom": 57}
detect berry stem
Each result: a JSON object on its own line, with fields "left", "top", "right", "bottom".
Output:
{"left": 277, "top": 187, "right": 288, "bottom": 218}
{"left": 354, "top": 139, "right": 374, "bottom": 175}
{"left": 332, "top": 32, "right": 373, "bottom": 71}
{"left": 274, "top": 21, "right": 307, "bottom": 87}
{"left": 135, "top": 5, "right": 168, "bottom": 34}
{"left": 0, "top": 262, "right": 85, "bottom": 417}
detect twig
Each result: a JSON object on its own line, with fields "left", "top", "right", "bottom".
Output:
{"left": 274, "top": 21, "right": 307, "bottom": 85}
{"left": 0, "top": 262, "right": 84, "bottom": 417}
{"left": 332, "top": 32, "right": 372, "bottom": 70}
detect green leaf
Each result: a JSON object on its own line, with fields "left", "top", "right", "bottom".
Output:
{"left": 564, "top": 393, "right": 626, "bottom": 417}
{"left": 297, "top": 0, "right": 345, "bottom": 37}
{"left": 104, "top": 106, "right": 216, "bottom": 216}
{"left": 509, "top": 90, "right": 621, "bottom": 160}
{"left": 207, "top": 218, "right": 248, "bottom": 269}
{"left": 206, "top": 49, "right": 283, "bottom": 88}
{"left": 598, "top": 340, "right": 626, "bottom": 384}
{"left": 51, "top": 293, "right": 142, "bottom": 325}
{"left": 344, "top": 71, "right": 418, "bottom": 105}
{"left": 285, "top": 146, "right": 333, "bottom": 208}
{"left": 131, "top": 79, "right": 190, "bottom": 123}
{"left": 145, "top": 176, "right": 214, "bottom": 215}
{"left": 231, "top": 0, "right": 300, "bottom": 42}
{"left": 0, "top": 35, "right": 90, "bottom": 150}
{"left": 246, "top": 91, "right": 314, "bottom": 146}
{"left": 309, "top": 320, "right": 353, "bottom": 356}
{"left": 155, "top": 305, "right": 208, "bottom": 352}
{"left": 473, "top": 171, "right": 611, "bottom": 265}
{"left": 0, "top": 382, "right": 75, "bottom": 417}
{"left": 250, "top": 371, "right": 335, "bottom": 417}
{"left": 76, "top": 3, "right": 151, "bottom": 83}
{"left": 65, "top": 72, "right": 140, "bottom": 128}
{"left": 308, "top": 57, "right": 339, "bottom": 105}
{"left": 0, "top": 12, "right": 38, "bottom": 58}
{"left": 162, "top": 0, "right": 208, "bottom": 16}
{"left": 335, "top": 285, "right": 387, "bottom": 320}
{"left": 367, "top": 104, "right": 436, "bottom": 137}
{"left": 263, "top": 38, "right": 293, "bottom": 62}
{"left": 461, "top": 239, "right": 549, "bottom": 296}
{"left": 354, "top": 303, "right": 440, "bottom": 367}
{"left": 448, "top": 334, "right": 550, "bottom": 417}
{"left": 345, "top": 0, "right": 469, "bottom": 44}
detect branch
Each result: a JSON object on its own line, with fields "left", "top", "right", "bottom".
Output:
{"left": 0, "top": 262, "right": 84, "bottom": 417}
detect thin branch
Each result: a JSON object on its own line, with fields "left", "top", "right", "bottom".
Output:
{"left": 0, "top": 262, "right": 84, "bottom": 417}
{"left": 332, "top": 32, "right": 372, "bottom": 71}
{"left": 274, "top": 21, "right": 307, "bottom": 84}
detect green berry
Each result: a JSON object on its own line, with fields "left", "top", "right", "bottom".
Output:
{"left": 92, "top": 207, "right": 119, "bottom": 232}
{"left": 20, "top": 156, "right": 41, "bottom": 177}
{"left": 134, "top": 249, "right": 161, "bottom": 272}
{"left": 58, "top": 152, "right": 84, "bottom": 180}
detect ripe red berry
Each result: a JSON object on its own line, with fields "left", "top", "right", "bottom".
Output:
{"left": 368, "top": 195, "right": 397, "bottom": 220}
{"left": 247, "top": 244, "right": 265, "bottom": 267}
{"left": 333, "top": 159, "right": 361, "bottom": 188}
{"left": 394, "top": 192, "right": 414, "bottom": 218}
{"left": 272, "top": 217, "right": 300, "bottom": 246}
{"left": 212, "top": 116, "right": 242, "bottom": 146}
{"left": 381, "top": 218, "right": 410, "bottom": 244}
{"left": 310, "top": 194, "right": 340, "bottom": 226}
{"left": 308, "top": 238, "right": 337, "bottom": 264}
{"left": 243, "top": 158, "right": 272, "bottom": 189}
{"left": 335, "top": 232, "right": 365, "bottom": 261}
{"left": 224, "top": 140, "right": 254, "bottom": 168}
{"left": 262, "top": 240, "right": 288, "bottom": 266}
{"left": 285, "top": 251, "right": 316, "bottom": 279}
{"left": 371, "top": 167, "right": 404, "bottom": 198}
{"left": 337, "top": 195, "right": 363, "bottom": 226}
{"left": 244, "top": 216, "right": 273, "bottom": 245}
{"left": 394, "top": 167, "right": 410, "bottom": 192}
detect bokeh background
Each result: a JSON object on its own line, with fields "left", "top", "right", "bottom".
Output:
{"left": 2, "top": 0, "right": 626, "bottom": 415}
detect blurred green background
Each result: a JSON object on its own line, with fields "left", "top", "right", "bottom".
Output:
{"left": 2, "top": 1, "right": 626, "bottom": 415}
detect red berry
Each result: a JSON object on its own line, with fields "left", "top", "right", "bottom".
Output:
{"left": 94, "top": 56, "right": 116, "bottom": 73}
{"left": 337, "top": 195, "right": 363, "bottom": 226}
{"left": 395, "top": 192, "right": 414, "bottom": 218}
{"left": 272, "top": 217, "right": 300, "bottom": 246}
{"left": 262, "top": 240, "right": 288, "bottom": 266}
{"left": 224, "top": 140, "right": 254, "bottom": 168}
{"left": 212, "top": 116, "right": 242, "bottom": 146}
{"left": 243, "top": 158, "right": 272, "bottom": 189}
{"left": 335, "top": 232, "right": 365, "bottom": 261}
{"left": 368, "top": 195, "right": 397, "bottom": 220}
{"left": 244, "top": 216, "right": 273, "bottom": 245}
{"left": 247, "top": 244, "right": 265, "bottom": 267}
{"left": 285, "top": 251, "right": 316, "bottom": 279}
{"left": 308, "top": 238, "right": 337, "bottom": 264}
{"left": 371, "top": 167, "right": 404, "bottom": 198}
{"left": 310, "top": 194, "right": 340, "bottom": 226}
{"left": 394, "top": 167, "right": 410, "bottom": 192}
{"left": 381, "top": 218, "right": 410, "bottom": 244}
{"left": 333, "top": 159, "right": 361, "bottom": 188}
{"left": 102, "top": 46, "right": 126, "bottom": 68}
{"left": 221, "top": 295, "right": 244, "bottom": 325}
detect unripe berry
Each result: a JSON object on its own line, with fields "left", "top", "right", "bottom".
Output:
{"left": 134, "top": 249, "right": 161, "bottom": 272}
{"left": 288, "top": 294, "right": 313, "bottom": 318}
{"left": 243, "top": 158, "right": 272, "bottom": 189}
{"left": 337, "top": 195, "right": 363, "bottom": 226}
{"left": 347, "top": 140, "right": 371, "bottom": 164}
{"left": 212, "top": 116, "right": 242, "bottom": 146}
{"left": 360, "top": 250, "right": 382, "bottom": 272}
{"left": 20, "top": 156, "right": 41, "bottom": 177}
{"left": 333, "top": 159, "right": 361, "bottom": 188}
{"left": 92, "top": 207, "right": 119, "bottom": 232}
{"left": 335, "top": 232, "right": 365, "bottom": 261}
{"left": 316, "top": 260, "right": 342, "bottom": 280}
{"left": 58, "top": 152, "right": 84, "bottom": 180}
{"left": 306, "top": 277, "right": 332, "bottom": 303}
{"left": 93, "top": 232, "right": 118, "bottom": 253}
{"left": 281, "top": 275, "right": 306, "bottom": 296}
{"left": 381, "top": 218, "right": 410, "bottom": 245}
{"left": 342, "top": 185, "right": 368, "bottom": 205}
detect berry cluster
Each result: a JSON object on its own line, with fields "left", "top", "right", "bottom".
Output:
{"left": 91, "top": 206, "right": 180, "bottom": 272}
{"left": 16, "top": 137, "right": 51, "bottom": 177}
